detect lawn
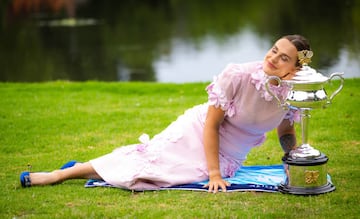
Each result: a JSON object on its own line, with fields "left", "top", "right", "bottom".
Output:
{"left": 0, "top": 79, "right": 359, "bottom": 218}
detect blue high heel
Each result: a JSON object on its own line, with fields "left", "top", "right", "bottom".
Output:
{"left": 20, "top": 172, "right": 31, "bottom": 188}
{"left": 60, "top": 160, "right": 77, "bottom": 169}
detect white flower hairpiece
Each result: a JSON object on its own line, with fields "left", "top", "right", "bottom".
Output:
{"left": 298, "top": 50, "right": 313, "bottom": 66}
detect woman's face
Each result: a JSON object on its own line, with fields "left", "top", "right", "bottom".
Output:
{"left": 263, "top": 38, "right": 299, "bottom": 80}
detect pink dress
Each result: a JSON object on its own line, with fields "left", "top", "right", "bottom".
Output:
{"left": 90, "top": 61, "right": 298, "bottom": 190}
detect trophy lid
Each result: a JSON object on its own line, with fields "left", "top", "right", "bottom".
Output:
{"left": 288, "top": 65, "right": 329, "bottom": 84}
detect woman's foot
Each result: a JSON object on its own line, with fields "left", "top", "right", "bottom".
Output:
{"left": 20, "top": 170, "right": 63, "bottom": 187}
{"left": 20, "top": 172, "right": 31, "bottom": 187}
{"left": 20, "top": 162, "right": 102, "bottom": 188}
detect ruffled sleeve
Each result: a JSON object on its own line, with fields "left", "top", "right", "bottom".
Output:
{"left": 206, "top": 63, "right": 242, "bottom": 117}
{"left": 284, "top": 108, "right": 301, "bottom": 125}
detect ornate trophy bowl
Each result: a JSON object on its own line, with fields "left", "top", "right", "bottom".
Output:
{"left": 266, "top": 65, "right": 344, "bottom": 195}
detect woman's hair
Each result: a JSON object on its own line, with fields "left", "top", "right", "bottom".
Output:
{"left": 283, "top": 35, "right": 311, "bottom": 66}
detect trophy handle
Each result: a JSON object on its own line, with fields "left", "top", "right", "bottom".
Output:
{"left": 327, "top": 72, "right": 344, "bottom": 105}
{"left": 265, "top": 76, "right": 288, "bottom": 109}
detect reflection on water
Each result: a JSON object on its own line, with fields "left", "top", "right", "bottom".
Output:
{"left": 1, "top": 0, "right": 359, "bottom": 82}
{"left": 156, "top": 29, "right": 360, "bottom": 82}
{"left": 155, "top": 30, "right": 271, "bottom": 82}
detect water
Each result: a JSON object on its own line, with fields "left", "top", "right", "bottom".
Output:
{"left": 1, "top": 0, "right": 359, "bottom": 82}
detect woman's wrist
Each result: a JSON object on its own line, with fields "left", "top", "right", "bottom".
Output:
{"left": 208, "top": 169, "right": 221, "bottom": 178}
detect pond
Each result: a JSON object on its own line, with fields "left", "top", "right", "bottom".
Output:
{"left": 1, "top": 0, "right": 359, "bottom": 82}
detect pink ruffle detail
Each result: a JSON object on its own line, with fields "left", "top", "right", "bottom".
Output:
{"left": 284, "top": 109, "right": 301, "bottom": 125}
{"left": 206, "top": 76, "right": 236, "bottom": 117}
{"left": 136, "top": 133, "right": 150, "bottom": 152}
{"left": 250, "top": 64, "right": 290, "bottom": 102}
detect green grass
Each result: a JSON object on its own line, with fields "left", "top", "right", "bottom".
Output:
{"left": 0, "top": 79, "right": 359, "bottom": 218}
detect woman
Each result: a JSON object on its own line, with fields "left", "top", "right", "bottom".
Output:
{"left": 20, "top": 34, "right": 311, "bottom": 193}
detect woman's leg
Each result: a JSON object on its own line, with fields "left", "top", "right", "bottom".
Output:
{"left": 28, "top": 162, "right": 102, "bottom": 186}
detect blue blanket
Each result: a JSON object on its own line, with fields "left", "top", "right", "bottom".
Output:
{"left": 85, "top": 165, "right": 286, "bottom": 192}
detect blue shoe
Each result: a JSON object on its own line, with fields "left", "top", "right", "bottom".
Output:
{"left": 20, "top": 172, "right": 31, "bottom": 188}
{"left": 60, "top": 160, "right": 77, "bottom": 169}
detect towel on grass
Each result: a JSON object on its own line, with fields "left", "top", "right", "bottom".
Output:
{"left": 85, "top": 165, "right": 285, "bottom": 192}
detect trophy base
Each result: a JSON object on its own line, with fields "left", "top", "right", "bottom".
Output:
{"left": 278, "top": 181, "right": 335, "bottom": 195}
{"left": 279, "top": 153, "right": 336, "bottom": 195}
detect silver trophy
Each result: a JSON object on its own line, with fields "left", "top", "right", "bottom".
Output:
{"left": 265, "top": 65, "right": 344, "bottom": 195}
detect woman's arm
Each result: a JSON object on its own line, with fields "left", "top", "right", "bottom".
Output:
{"left": 277, "top": 119, "right": 297, "bottom": 155}
{"left": 203, "top": 105, "right": 230, "bottom": 193}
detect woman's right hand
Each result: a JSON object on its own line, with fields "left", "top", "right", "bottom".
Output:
{"left": 203, "top": 106, "right": 228, "bottom": 193}
{"left": 203, "top": 172, "right": 231, "bottom": 193}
